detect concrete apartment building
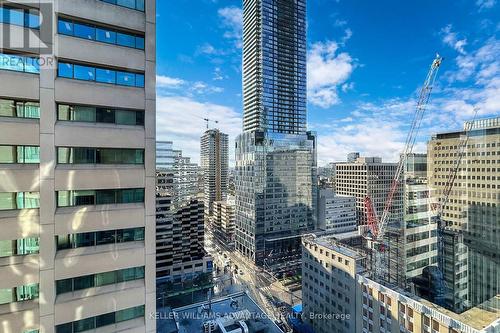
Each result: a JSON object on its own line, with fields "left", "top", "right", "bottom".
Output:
{"left": 335, "top": 156, "right": 402, "bottom": 228}
{"left": 155, "top": 142, "right": 212, "bottom": 284}
{"left": 0, "top": 1, "right": 156, "bottom": 332}
{"left": 317, "top": 189, "right": 357, "bottom": 234}
{"left": 200, "top": 129, "right": 228, "bottom": 218}
{"left": 301, "top": 234, "right": 500, "bottom": 333}
{"left": 235, "top": 0, "right": 317, "bottom": 268}
{"left": 427, "top": 117, "right": 499, "bottom": 310}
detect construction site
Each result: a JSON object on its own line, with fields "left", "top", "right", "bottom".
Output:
{"left": 297, "top": 53, "right": 499, "bottom": 333}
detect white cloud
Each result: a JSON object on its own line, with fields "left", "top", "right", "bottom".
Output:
{"left": 156, "top": 96, "right": 242, "bottom": 165}
{"left": 440, "top": 24, "right": 467, "bottom": 55}
{"left": 156, "top": 75, "right": 185, "bottom": 88}
{"left": 476, "top": 0, "right": 496, "bottom": 10}
{"left": 157, "top": 74, "right": 223, "bottom": 96}
{"left": 197, "top": 43, "right": 225, "bottom": 55}
{"left": 342, "top": 28, "right": 353, "bottom": 44}
{"left": 218, "top": 6, "right": 243, "bottom": 48}
{"left": 307, "top": 40, "right": 356, "bottom": 108}
{"left": 447, "top": 37, "right": 499, "bottom": 82}
{"left": 334, "top": 19, "right": 347, "bottom": 27}
{"left": 213, "top": 67, "right": 225, "bottom": 81}
{"left": 314, "top": 37, "right": 500, "bottom": 166}
{"left": 191, "top": 81, "right": 224, "bottom": 94}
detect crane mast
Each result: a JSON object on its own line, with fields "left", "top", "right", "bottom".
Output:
{"left": 366, "top": 54, "right": 443, "bottom": 243}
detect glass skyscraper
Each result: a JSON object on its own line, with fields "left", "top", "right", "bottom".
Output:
{"left": 235, "top": 0, "right": 317, "bottom": 268}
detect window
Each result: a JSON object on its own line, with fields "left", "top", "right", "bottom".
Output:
{"left": 55, "top": 267, "right": 144, "bottom": 295}
{"left": 96, "top": 27, "right": 116, "bottom": 44}
{"left": 73, "top": 64, "right": 95, "bottom": 81}
{"left": 0, "top": 192, "right": 40, "bottom": 210}
{"left": 117, "top": 32, "right": 135, "bottom": 47}
{"left": 58, "top": 62, "right": 144, "bottom": 88}
{"left": 56, "top": 228, "right": 144, "bottom": 250}
{"left": 0, "top": 238, "right": 39, "bottom": 258}
{"left": 58, "top": 19, "right": 73, "bottom": 35}
{"left": 0, "top": 99, "right": 40, "bottom": 118}
{"left": 57, "top": 147, "right": 144, "bottom": 164}
{"left": 56, "top": 305, "right": 145, "bottom": 333}
{"left": 0, "top": 146, "right": 39, "bottom": 163}
{"left": 58, "top": 62, "right": 73, "bottom": 78}
{"left": 57, "top": 18, "right": 144, "bottom": 50}
{"left": 73, "top": 22, "right": 95, "bottom": 40}
{"left": 0, "top": 53, "right": 39, "bottom": 73}
{"left": 99, "top": 0, "right": 145, "bottom": 11}
{"left": 0, "top": 6, "right": 40, "bottom": 29}
{"left": 96, "top": 68, "right": 116, "bottom": 84}
{"left": 0, "top": 283, "right": 39, "bottom": 305}
{"left": 116, "top": 71, "right": 135, "bottom": 86}
{"left": 57, "top": 188, "right": 144, "bottom": 207}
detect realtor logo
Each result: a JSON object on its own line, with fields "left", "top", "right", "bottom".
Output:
{"left": 1, "top": 1, "right": 53, "bottom": 54}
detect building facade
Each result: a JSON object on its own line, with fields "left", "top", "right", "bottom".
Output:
{"left": 335, "top": 156, "right": 402, "bottom": 228}
{"left": 402, "top": 153, "right": 438, "bottom": 281}
{"left": 0, "top": 1, "right": 156, "bottom": 332}
{"left": 200, "top": 129, "right": 228, "bottom": 218}
{"left": 301, "top": 234, "right": 367, "bottom": 333}
{"left": 235, "top": 0, "right": 317, "bottom": 267}
{"left": 427, "top": 117, "right": 499, "bottom": 310}
{"left": 317, "top": 189, "right": 357, "bottom": 234}
{"left": 301, "top": 234, "right": 499, "bottom": 333}
{"left": 212, "top": 198, "right": 236, "bottom": 246}
{"left": 155, "top": 143, "right": 211, "bottom": 283}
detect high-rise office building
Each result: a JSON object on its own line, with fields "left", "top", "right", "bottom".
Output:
{"left": 317, "top": 189, "right": 357, "bottom": 234}
{"left": 155, "top": 142, "right": 212, "bottom": 283}
{"left": 212, "top": 197, "right": 236, "bottom": 247}
{"left": 427, "top": 117, "right": 499, "bottom": 310}
{"left": 0, "top": 1, "right": 156, "bottom": 332}
{"left": 335, "top": 156, "right": 402, "bottom": 227}
{"left": 402, "top": 154, "right": 438, "bottom": 282}
{"left": 200, "top": 129, "right": 228, "bottom": 218}
{"left": 235, "top": 0, "right": 317, "bottom": 268}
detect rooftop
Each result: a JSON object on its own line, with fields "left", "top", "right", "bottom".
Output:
{"left": 419, "top": 295, "right": 500, "bottom": 332}
{"left": 303, "top": 233, "right": 365, "bottom": 260}
{"left": 360, "top": 275, "right": 500, "bottom": 333}
{"left": 166, "top": 292, "right": 284, "bottom": 333}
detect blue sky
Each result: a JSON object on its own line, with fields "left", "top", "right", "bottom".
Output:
{"left": 156, "top": 0, "right": 499, "bottom": 166}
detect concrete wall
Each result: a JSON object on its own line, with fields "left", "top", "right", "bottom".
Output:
{"left": 0, "top": 1, "right": 156, "bottom": 332}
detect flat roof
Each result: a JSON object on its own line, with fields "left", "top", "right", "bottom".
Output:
{"left": 360, "top": 275, "right": 500, "bottom": 332}
{"left": 305, "top": 234, "right": 365, "bottom": 260}
{"left": 419, "top": 295, "right": 500, "bottom": 331}
{"left": 169, "top": 292, "right": 284, "bottom": 333}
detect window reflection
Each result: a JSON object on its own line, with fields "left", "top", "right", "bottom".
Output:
{"left": 0, "top": 192, "right": 40, "bottom": 210}
{"left": 56, "top": 228, "right": 145, "bottom": 250}
{"left": 57, "top": 147, "right": 144, "bottom": 164}
{"left": 58, "top": 62, "right": 144, "bottom": 88}
{"left": 57, "top": 188, "right": 144, "bottom": 207}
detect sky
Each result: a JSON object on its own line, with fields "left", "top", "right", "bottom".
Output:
{"left": 156, "top": 0, "right": 499, "bottom": 166}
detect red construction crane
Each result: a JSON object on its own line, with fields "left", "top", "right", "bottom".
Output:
{"left": 365, "top": 55, "right": 443, "bottom": 278}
